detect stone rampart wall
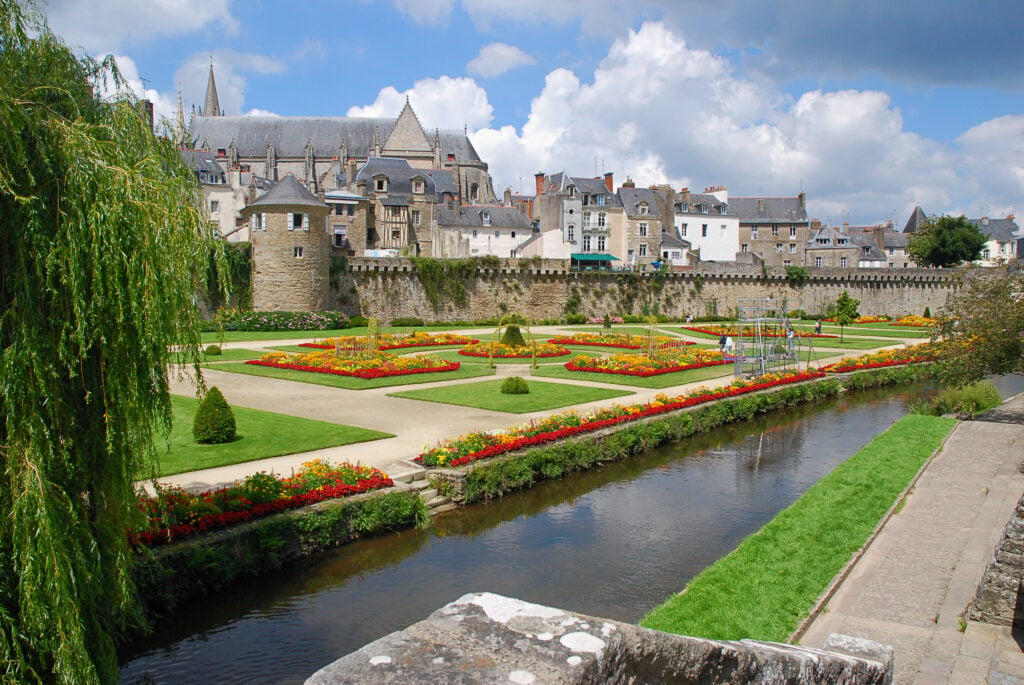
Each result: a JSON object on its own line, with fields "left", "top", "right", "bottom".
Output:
{"left": 330, "top": 257, "right": 956, "bottom": 323}
{"left": 968, "top": 493, "right": 1024, "bottom": 627}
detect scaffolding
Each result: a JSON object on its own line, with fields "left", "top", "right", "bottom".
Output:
{"left": 733, "top": 298, "right": 810, "bottom": 377}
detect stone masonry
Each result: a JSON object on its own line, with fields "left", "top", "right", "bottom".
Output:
{"left": 968, "top": 493, "right": 1024, "bottom": 627}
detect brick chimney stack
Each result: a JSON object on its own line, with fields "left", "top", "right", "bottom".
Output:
{"left": 603, "top": 172, "right": 614, "bottom": 192}
{"left": 535, "top": 172, "right": 546, "bottom": 196}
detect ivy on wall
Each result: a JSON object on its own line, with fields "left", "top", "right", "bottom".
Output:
{"left": 410, "top": 256, "right": 499, "bottom": 308}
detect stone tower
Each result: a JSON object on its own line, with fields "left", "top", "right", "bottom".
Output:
{"left": 243, "top": 174, "right": 331, "bottom": 311}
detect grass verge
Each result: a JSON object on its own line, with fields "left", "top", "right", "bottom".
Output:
{"left": 209, "top": 360, "right": 496, "bottom": 389}
{"left": 532, "top": 363, "right": 734, "bottom": 388}
{"left": 639, "top": 413, "right": 955, "bottom": 642}
{"left": 200, "top": 325, "right": 467, "bottom": 344}
{"left": 151, "top": 396, "right": 394, "bottom": 477}
{"left": 388, "top": 378, "right": 633, "bottom": 413}
{"left": 199, "top": 348, "right": 269, "bottom": 363}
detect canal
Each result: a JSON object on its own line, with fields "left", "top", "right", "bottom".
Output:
{"left": 119, "top": 377, "right": 1024, "bottom": 684}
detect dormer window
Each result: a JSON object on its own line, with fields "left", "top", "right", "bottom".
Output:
{"left": 719, "top": 203, "right": 727, "bottom": 214}
{"left": 375, "top": 176, "right": 388, "bottom": 193}
{"left": 679, "top": 203, "right": 688, "bottom": 213}
{"left": 837, "top": 238, "right": 848, "bottom": 245}
{"left": 412, "top": 178, "right": 424, "bottom": 194}
{"left": 482, "top": 211, "right": 491, "bottom": 227}
{"left": 700, "top": 204, "right": 709, "bottom": 214}
{"left": 596, "top": 195, "right": 605, "bottom": 206}
{"left": 568, "top": 185, "right": 576, "bottom": 198}
{"left": 638, "top": 204, "right": 649, "bottom": 216}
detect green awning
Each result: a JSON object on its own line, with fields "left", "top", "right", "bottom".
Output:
{"left": 571, "top": 253, "right": 620, "bottom": 261}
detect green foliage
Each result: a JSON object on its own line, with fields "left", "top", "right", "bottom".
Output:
{"left": 410, "top": 257, "right": 482, "bottom": 308}
{"left": 390, "top": 317, "right": 425, "bottom": 326}
{"left": 204, "top": 344, "right": 222, "bottom": 356}
{"left": 785, "top": 265, "right": 809, "bottom": 287}
{"left": 205, "top": 241, "right": 252, "bottom": 310}
{"left": 500, "top": 325, "right": 527, "bottom": 347}
{"left": 565, "top": 313, "right": 586, "bottom": 324}
{"left": 564, "top": 287, "right": 583, "bottom": 315}
{"left": 500, "top": 376, "right": 530, "bottom": 394}
{"left": 192, "top": 387, "right": 237, "bottom": 444}
{"left": 208, "top": 309, "right": 349, "bottom": 332}
{"left": 833, "top": 290, "right": 860, "bottom": 341}
{"left": 909, "top": 381, "right": 1002, "bottom": 418}
{"left": 328, "top": 255, "right": 347, "bottom": 291}
{"left": 0, "top": 4, "right": 218, "bottom": 680}
{"left": 923, "top": 306, "right": 931, "bottom": 318}
{"left": 907, "top": 215, "right": 987, "bottom": 267}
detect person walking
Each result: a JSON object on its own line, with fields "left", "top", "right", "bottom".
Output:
{"left": 786, "top": 326, "right": 795, "bottom": 351}
{"left": 814, "top": 319, "right": 822, "bottom": 335}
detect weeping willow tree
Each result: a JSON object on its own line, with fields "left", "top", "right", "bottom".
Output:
{"left": 0, "top": 2, "right": 217, "bottom": 681}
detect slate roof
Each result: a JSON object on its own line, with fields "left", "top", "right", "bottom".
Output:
{"left": 659, "top": 230, "right": 690, "bottom": 250}
{"left": 618, "top": 187, "right": 663, "bottom": 218}
{"left": 676, "top": 192, "right": 733, "bottom": 216}
{"left": 436, "top": 205, "right": 533, "bottom": 230}
{"left": 970, "top": 217, "right": 1022, "bottom": 242}
{"left": 903, "top": 206, "right": 928, "bottom": 234}
{"left": 849, "top": 233, "right": 886, "bottom": 261}
{"left": 179, "top": 148, "right": 225, "bottom": 183}
{"left": 246, "top": 174, "right": 325, "bottom": 210}
{"left": 729, "top": 197, "right": 807, "bottom": 223}
{"left": 355, "top": 157, "right": 436, "bottom": 198}
{"left": 189, "top": 115, "right": 482, "bottom": 163}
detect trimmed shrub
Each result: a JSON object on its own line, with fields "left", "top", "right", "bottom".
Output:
{"left": 565, "top": 313, "right": 586, "bottom": 324}
{"left": 349, "top": 315, "right": 369, "bottom": 328}
{"left": 500, "top": 325, "right": 527, "bottom": 347}
{"left": 501, "top": 376, "right": 530, "bottom": 394}
{"left": 923, "top": 306, "right": 931, "bottom": 318}
{"left": 390, "top": 317, "right": 424, "bottom": 326}
{"left": 204, "top": 344, "right": 222, "bottom": 356}
{"left": 192, "top": 386, "right": 237, "bottom": 444}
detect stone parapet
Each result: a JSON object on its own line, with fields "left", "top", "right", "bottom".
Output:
{"left": 967, "top": 493, "right": 1024, "bottom": 627}
{"left": 306, "top": 592, "right": 894, "bottom": 684}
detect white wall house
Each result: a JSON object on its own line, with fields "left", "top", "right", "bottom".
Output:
{"left": 674, "top": 188, "right": 740, "bottom": 262}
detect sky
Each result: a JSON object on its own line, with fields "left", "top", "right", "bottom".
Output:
{"left": 44, "top": 0, "right": 1024, "bottom": 227}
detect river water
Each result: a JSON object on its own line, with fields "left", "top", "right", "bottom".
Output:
{"left": 119, "top": 376, "right": 1024, "bottom": 684}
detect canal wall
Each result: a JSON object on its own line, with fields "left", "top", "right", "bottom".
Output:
{"left": 307, "top": 592, "right": 894, "bottom": 684}
{"left": 332, "top": 257, "right": 956, "bottom": 323}
{"left": 968, "top": 492, "right": 1024, "bottom": 627}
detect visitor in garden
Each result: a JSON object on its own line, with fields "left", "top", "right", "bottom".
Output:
{"left": 718, "top": 334, "right": 727, "bottom": 352}
{"left": 787, "top": 326, "right": 795, "bottom": 350}
{"left": 814, "top": 320, "right": 822, "bottom": 335}
{"left": 723, "top": 336, "right": 734, "bottom": 355}
{"left": 686, "top": 313, "right": 693, "bottom": 324}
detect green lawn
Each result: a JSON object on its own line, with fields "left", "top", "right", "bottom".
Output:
{"left": 150, "top": 396, "right": 394, "bottom": 477}
{"left": 199, "top": 348, "right": 269, "bottom": 363}
{"left": 531, "top": 362, "right": 735, "bottom": 388}
{"left": 388, "top": 378, "right": 634, "bottom": 413}
{"left": 791, "top": 322, "right": 932, "bottom": 339}
{"left": 211, "top": 360, "right": 496, "bottom": 389}
{"left": 200, "top": 324, "right": 470, "bottom": 344}
{"left": 640, "top": 413, "right": 955, "bottom": 642}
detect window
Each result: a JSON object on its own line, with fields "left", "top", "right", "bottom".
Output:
{"left": 776, "top": 243, "right": 783, "bottom": 253}
{"left": 700, "top": 204, "right": 709, "bottom": 214}
{"left": 679, "top": 203, "right": 689, "bottom": 212}
{"left": 598, "top": 212, "right": 606, "bottom": 228}
{"left": 680, "top": 223, "right": 687, "bottom": 236}
{"left": 471, "top": 229, "right": 478, "bottom": 238}
{"left": 568, "top": 185, "right": 576, "bottom": 198}
{"left": 751, "top": 227, "right": 759, "bottom": 240}
{"left": 511, "top": 231, "right": 516, "bottom": 238}
{"left": 789, "top": 226, "right": 797, "bottom": 238}
{"left": 771, "top": 226, "right": 779, "bottom": 237}
{"left": 412, "top": 179, "right": 424, "bottom": 194}
{"left": 999, "top": 243, "right": 1006, "bottom": 254}
{"left": 837, "top": 238, "right": 848, "bottom": 245}
{"left": 482, "top": 211, "right": 491, "bottom": 227}
{"left": 815, "top": 256, "right": 823, "bottom": 267}
{"left": 210, "top": 200, "right": 220, "bottom": 214}
{"left": 293, "top": 246, "right": 304, "bottom": 258}
{"left": 252, "top": 212, "right": 266, "bottom": 231}
{"left": 789, "top": 243, "right": 797, "bottom": 254}
{"left": 347, "top": 204, "right": 355, "bottom": 217}
{"left": 701, "top": 224, "right": 708, "bottom": 238}
{"left": 639, "top": 204, "right": 649, "bottom": 215}
{"left": 583, "top": 212, "right": 591, "bottom": 227}
{"left": 597, "top": 235, "right": 606, "bottom": 251}
{"left": 783, "top": 260, "right": 792, "bottom": 266}
{"left": 719, "top": 204, "right": 727, "bottom": 214}
{"left": 333, "top": 227, "right": 347, "bottom": 248}
{"left": 982, "top": 248, "right": 991, "bottom": 259}
{"left": 494, "top": 230, "right": 499, "bottom": 238}
{"left": 375, "top": 177, "right": 387, "bottom": 193}
{"left": 639, "top": 243, "right": 647, "bottom": 256}
{"left": 596, "top": 195, "right": 605, "bottom": 206}
{"left": 888, "top": 247, "right": 894, "bottom": 255}
{"left": 583, "top": 235, "right": 592, "bottom": 251}
{"left": 411, "top": 210, "right": 421, "bottom": 226}
{"left": 567, "top": 225, "right": 575, "bottom": 241}
{"left": 391, "top": 228, "right": 401, "bottom": 241}
{"left": 334, "top": 204, "right": 345, "bottom": 215}
{"left": 741, "top": 244, "right": 748, "bottom": 252}
{"left": 841, "top": 257, "right": 848, "bottom": 267}
{"left": 290, "top": 213, "right": 308, "bottom": 231}
{"left": 639, "top": 223, "right": 648, "bottom": 237}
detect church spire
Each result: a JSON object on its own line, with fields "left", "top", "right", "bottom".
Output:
{"left": 202, "top": 57, "right": 222, "bottom": 117}
{"left": 174, "top": 82, "right": 189, "bottom": 147}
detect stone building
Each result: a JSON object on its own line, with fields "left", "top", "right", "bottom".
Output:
{"left": 432, "top": 205, "right": 535, "bottom": 258}
{"left": 241, "top": 174, "right": 331, "bottom": 311}
{"left": 731, "top": 193, "right": 811, "bottom": 267}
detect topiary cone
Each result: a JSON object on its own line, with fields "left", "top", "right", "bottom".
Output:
{"left": 192, "top": 386, "right": 237, "bottom": 444}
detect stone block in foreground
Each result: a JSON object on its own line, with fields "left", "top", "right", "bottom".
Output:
{"left": 307, "top": 592, "right": 893, "bottom": 684}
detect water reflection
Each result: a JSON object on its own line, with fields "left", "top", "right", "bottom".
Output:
{"left": 120, "top": 379, "right": 1024, "bottom": 685}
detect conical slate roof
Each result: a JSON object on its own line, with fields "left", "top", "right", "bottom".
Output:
{"left": 248, "top": 174, "right": 326, "bottom": 209}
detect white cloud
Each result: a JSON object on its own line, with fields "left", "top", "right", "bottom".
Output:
{"left": 391, "top": 0, "right": 456, "bottom": 26}
{"left": 174, "top": 50, "right": 286, "bottom": 117}
{"left": 348, "top": 76, "right": 494, "bottom": 131}
{"left": 467, "top": 43, "right": 536, "bottom": 78}
{"left": 955, "top": 116, "right": 1024, "bottom": 216}
{"left": 245, "top": 108, "right": 280, "bottom": 117}
{"left": 46, "top": 0, "right": 238, "bottom": 53}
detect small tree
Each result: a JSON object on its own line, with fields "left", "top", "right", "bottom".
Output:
{"left": 833, "top": 290, "right": 860, "bottom": 342}
{"left": 500, "top": 325, "right": 527, "bottom": 347}
{"left": 193, "top": 387, "right": 237, "bottom": 444}
{"left": 907, "top": 215, "right": 987, "bottom": 267}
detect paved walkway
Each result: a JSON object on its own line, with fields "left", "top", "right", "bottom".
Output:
{"left": 161, "top": 324, "right": 879, "bottom": 491}
{"left": 799, "top": 391, "right": 1024, "bottom": 684}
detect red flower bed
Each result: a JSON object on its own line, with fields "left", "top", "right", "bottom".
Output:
{"left": 439, "top": 371, "right": 825, "bottom": 468}
{"left": 564, "top": 359, "right": 730, "bottom": 377}
{"left": 245, "top": 359, "right": 460, "bottom": 379}
{"left": 548, "top": 338, "right": 696, "bottom": 350}
{"left": 299, "top": 338, "right": 479, "bottom": 351}
{"left": 458, "top": 349, "right": 571, "bottom": 358}
{"left": 821, "top": 357, "right": 932, "bottom": 373}
{"left": 682, "top": 325, "right": 837, "bottom": 339}
{"left": 132, "top": 474, "right": 393, "bottom": 548}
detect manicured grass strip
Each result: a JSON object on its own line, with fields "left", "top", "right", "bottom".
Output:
{"left": 639, "top": 414, "right": 955, "bottom": 643}
{"left": 532, "top": 362, "right": 734, "bottom": 388}
{"left": 388, "top": 379, "right": 634, "bottom": 413}
{"left": 562, "top": 326, "right": 683, "bottom": 337}
{"left": 200, "top": 325, "right": 467, "bottom": 344}
{"left": 152, "top": 396, "right": 394, "bottom": 477}
{"left": 211, "top": 361, "right": 495, "bottom": 389}
{"left": 199, "top": 348, "right": 268, "bottom": 362}
{"left": 791, "top": 323, "right": 931, "bottom": 339}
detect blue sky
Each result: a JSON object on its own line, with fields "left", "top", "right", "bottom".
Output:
{"left": 46, "top": 0, "right": 1024, "bottom": 226}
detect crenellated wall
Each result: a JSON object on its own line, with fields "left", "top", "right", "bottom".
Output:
{"left": 329, "top": 257, "right": 957, "bottom": 323}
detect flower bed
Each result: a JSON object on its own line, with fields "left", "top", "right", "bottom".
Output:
{"left": 821, "top": 315, "right": 890, "bottom": 324}
{"left": 459, "top": 341, "right": 571, "bottom": 358}
{"left": 821, "top": 343, "right": 940, "bottom": 373}
{"left": 888, "top": 315, "right": 937, "bottom": 327}
{"left": 565, "top": 349, "right": 728, "bottom": 376}
{"left": 587, "top": 316, "right": 625, "bottom": 324}
{"left": 548, "top": 333, "right": 696, "bottom": 349}
{"left": 300, "top": 332, "right": 478, "bottom": 351}
{"left": 683, "top": 324, "right": 837, "bottom": 339}
{"left": 134, "top": 460, "right": 393, "bottom": 547}
{"left": 246, "top": 350, "right": 459, "bottom": 379}
{"left": 418, "top": 370, "right": 825, "bottom": 468}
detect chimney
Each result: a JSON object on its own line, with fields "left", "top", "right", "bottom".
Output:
{"left": 678, "top": 187, "right": 691, "bottom": 206}
{"left": 798, "top": 191, "right": 806, "bottom": 209}
{"left": 504, "top": 187, "right": 512, "bottom": 206}
{"left": 622, "top": 177, "right": 635, "bottom": 188}
{"left": 982, "top": 216, "right": 989, "bottom": 225}
{"left": 603, "top": 172, "right": 614, "bottom": 192}
{"left": 535, "top": 172, "right": 545, "bottom": 196}
{"left": 872, "top": 225, "right": 885, "bottom": 252}
{"left": 757, "top": 198, "right": 766, "bottom": 213}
